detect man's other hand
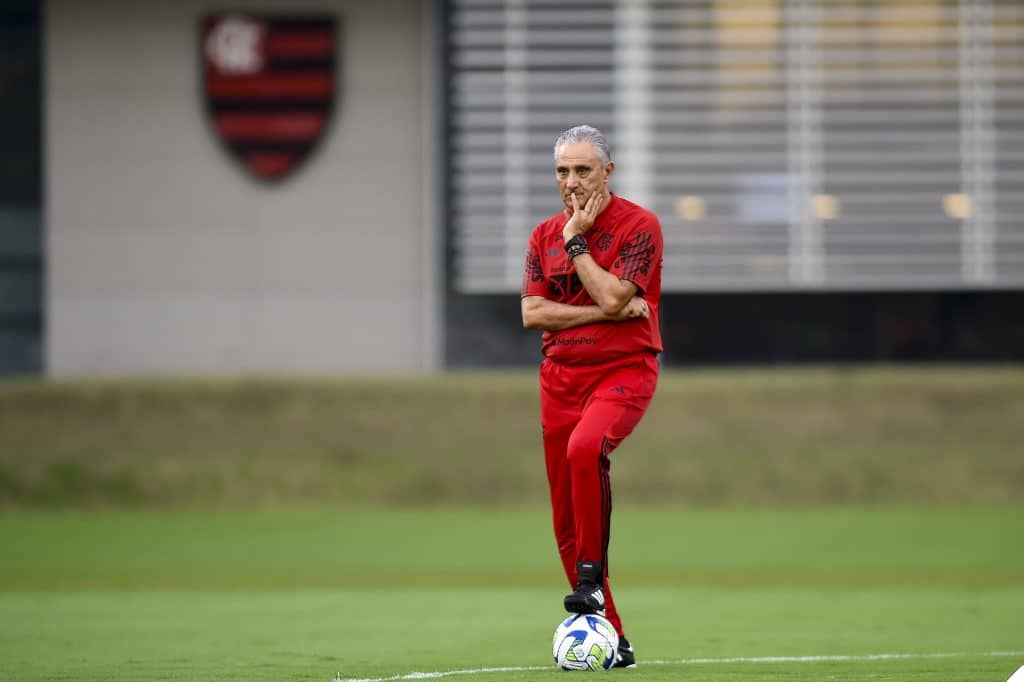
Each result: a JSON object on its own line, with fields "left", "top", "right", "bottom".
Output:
{"left": 612, "top": 296, "right": 648, "bottom": 321}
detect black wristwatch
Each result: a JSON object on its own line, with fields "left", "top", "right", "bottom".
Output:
{"left": 564, "top": 234, "right": 589, "bottom": 260}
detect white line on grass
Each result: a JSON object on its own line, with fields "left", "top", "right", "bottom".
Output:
{"left": 332, "top": 650, "right": 1024, "bottom": 681}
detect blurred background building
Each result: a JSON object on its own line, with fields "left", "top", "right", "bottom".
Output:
{"left": 1, "top": 0, "right": 1022, "bottom": 376}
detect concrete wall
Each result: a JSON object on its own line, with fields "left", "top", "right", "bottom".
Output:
{"left": 45, "top": 0, "right": 439, "bottom": 375}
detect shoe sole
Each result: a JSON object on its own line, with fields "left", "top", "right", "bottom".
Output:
{"left": 563, "top": 594, "right": 603, "bottom": 614}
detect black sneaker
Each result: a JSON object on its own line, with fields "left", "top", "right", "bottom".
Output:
{"left": 563, "top": 561, "right": 606, "bottom": 615}
{"left": 613, "top": 636, "right": 636, "bottom": 668}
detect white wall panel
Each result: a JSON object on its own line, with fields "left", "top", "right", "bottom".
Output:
{"left": 46, "top": 0, "right": 439, "bottom": 375}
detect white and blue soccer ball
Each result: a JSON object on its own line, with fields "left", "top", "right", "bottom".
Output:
{"left": 552, "top": 613, "right": 619, "bottom": 671}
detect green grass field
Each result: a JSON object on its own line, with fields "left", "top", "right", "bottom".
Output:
{"left": 3, "top": 368, "right": 1024, "bottom": 507}
{"left": 2, "top": 507, "right": 1022, "bottom": 681}
{"left": 2, "top": 370, "right": 1022, "bottom": 678}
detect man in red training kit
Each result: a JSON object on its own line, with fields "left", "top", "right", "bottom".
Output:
{"left": 521, "top": 124, "right": 663, "bottom": 669}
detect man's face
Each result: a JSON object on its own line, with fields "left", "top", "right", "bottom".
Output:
{"left": 555, "top": 141, "right": 615, "bottom": 212}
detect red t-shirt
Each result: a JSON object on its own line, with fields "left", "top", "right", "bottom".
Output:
{"left": 521, "top": 193, "right": 663, "bottom": 364}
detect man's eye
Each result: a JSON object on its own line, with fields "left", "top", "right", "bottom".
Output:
{"left": 578, "top": 170, "right": 589, "bottom": 177}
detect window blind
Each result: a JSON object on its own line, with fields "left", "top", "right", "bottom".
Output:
{"left": 447, "top": 0, "right": 1024, "bottom": 292}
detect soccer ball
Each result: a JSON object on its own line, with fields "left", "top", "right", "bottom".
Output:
{"left": 552, "top": 613, "right": 619, "bottom": 671}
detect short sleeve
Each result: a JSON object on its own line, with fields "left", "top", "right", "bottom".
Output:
{"left": 521, "top": 233, "right": 549, "bottom": 298}
{"left": 609, "top": 217, "right": 662, "bottom": 295}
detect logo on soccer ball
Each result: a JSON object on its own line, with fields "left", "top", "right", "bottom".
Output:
{"left": 201, "top": 13, "right": 338, "bottom": 182}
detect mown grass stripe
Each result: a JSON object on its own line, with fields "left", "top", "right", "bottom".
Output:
{"left": 332, "top": 651, "right": 1024, "bottom": 682}
{"left": 3, "top": 368, "right": 1024, "bottom": 506}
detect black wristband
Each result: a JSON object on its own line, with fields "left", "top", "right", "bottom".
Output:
{"left": 564, "top": 235, "right": 589, "bottom": 260}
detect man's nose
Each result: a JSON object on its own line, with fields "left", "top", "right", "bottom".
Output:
{"left": 565, "top": 173, "right": 579, "bottom": 189}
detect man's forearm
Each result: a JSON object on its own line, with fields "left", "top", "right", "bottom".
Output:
{"left": 571, "top": 253, "right": 635, "bottom": 315}
{"left": 522, "top": 297, "right": 610, "bottom": 331}
{"left": 560, "top": 191, "right": 636, "bottom": 315}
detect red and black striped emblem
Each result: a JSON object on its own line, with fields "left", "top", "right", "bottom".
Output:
{"left": 202, "top": 14, "right": 336, "bottom": 182}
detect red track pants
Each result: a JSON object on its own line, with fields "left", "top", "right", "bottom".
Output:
{"left": 539, "top": 352, "right": 658, "bottom": 637}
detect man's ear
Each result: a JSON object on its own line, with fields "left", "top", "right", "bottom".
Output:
{"left": 604, "top": 161, "right": 615, "bottom": 183}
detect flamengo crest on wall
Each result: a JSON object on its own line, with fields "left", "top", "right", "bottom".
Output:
{"left": 201, "top": 14, "right": 337, "bottom": 182}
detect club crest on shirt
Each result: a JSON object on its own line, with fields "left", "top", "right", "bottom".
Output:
{"left": 201, "top": 13, "right": 338, "bottom": 182}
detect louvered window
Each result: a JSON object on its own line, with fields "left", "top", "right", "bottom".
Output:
{"left": 447, "top": 0, "right": 1024, "bottom": 292}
